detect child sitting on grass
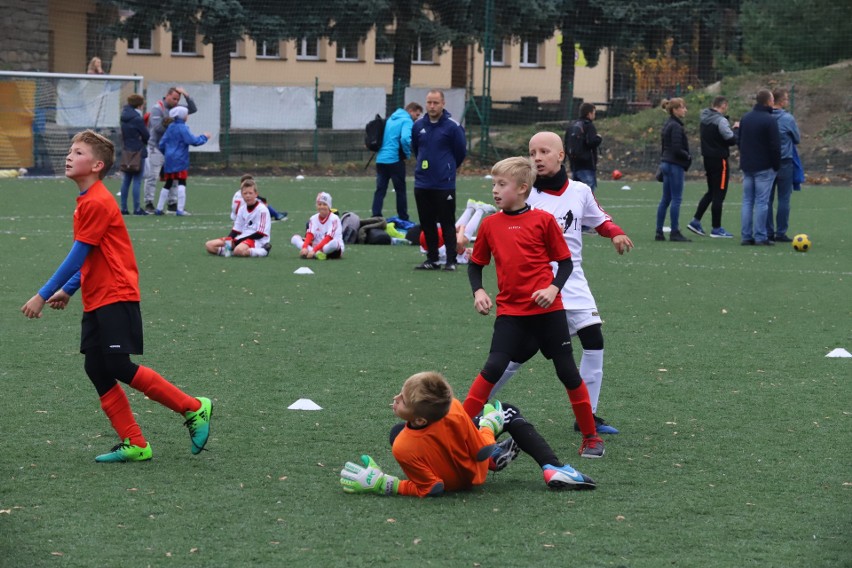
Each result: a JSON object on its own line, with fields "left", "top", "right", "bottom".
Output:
{"left": 206, "top": 178, "right": 271, "bottom": 257}
{"left": 290, "top": 192, "right": 344, "bottom": 260}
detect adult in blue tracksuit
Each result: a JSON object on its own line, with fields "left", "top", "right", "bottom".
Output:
{"left": 411, "top": 90, "right": 467, "bottom": 271}
{"left": 765, "top": 88, "right": 801, "bottom": 243}
{"left": 372, "top": 102, "right": 423, "bottom": 221}
{"left": 738, "top": 89, "right": 781, "bottom": 246}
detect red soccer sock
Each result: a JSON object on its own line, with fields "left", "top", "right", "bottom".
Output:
{"left": 567, "top": 381, "right": 597, "bottom": 437}
{"left": 462, "top": 374, "right": 493, "bottom": 418}
{"left": 100, "top": 384, "right": 146, "bottom": 448}
{"left": 129, "top": 366, "right": 201, "bottom": 414}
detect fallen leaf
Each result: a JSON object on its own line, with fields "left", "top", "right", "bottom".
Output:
{"left": 658, "top": 368, "right": 668, "bottom": 372}
{"left": 190, "top": 548, "right": 199, "bottom": 553}
{"left": 616, "top": 515, "right": 626, "bottom": 521}
{"left": 165, "top": 552, "right": 172, "bottom": 558}
{"left": 543, "top": 544, "right": 555, "bottom": 548}
{"left": 413, "top": 538, "right": 422, "bottom": 545}
{"left": 387, "top": 518, "right": 396, "bottom": 523}
{"left": 51, "top": 552, "right": 64, "bottom": 556}
{"left": 279, "top": 476, "right": 288, "bottom": 481}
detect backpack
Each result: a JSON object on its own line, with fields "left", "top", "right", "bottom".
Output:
{"left": 340, "top": 211, "right": 361, "bottom": 244}
{"left": 364, "top": 114, "right": 386, "bottom": 152}
{"left": 566, "top": 119, "right": 586, "bottom": 161}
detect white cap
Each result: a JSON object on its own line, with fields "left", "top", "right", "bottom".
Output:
{"left": 316, "top": 192, "right": 332, "bottom": 207}
{"left": 169, "top": 106, "right": 188, "bottom": 120}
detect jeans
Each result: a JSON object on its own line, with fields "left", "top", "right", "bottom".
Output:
{"left": 767, "top": 159, "right": 793, "bottom": 238}
{"left": 143, "top": 146, "right": 163, "bottom": 204}
{"left": 656, "top": 161, "right": 684, "bottom": 232}
{"left": 373, "top": 160, "right": 409, "bottom": 220}
{"left": 741, "top": 168, "right": 776, "bottom": 242}
{"left": 573, "top": 169, "right": 597, "bottom": 192}
{"left": 120, "top": 163, "right": 146, "bottom": 212}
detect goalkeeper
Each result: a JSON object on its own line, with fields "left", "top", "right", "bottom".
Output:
{"left": 340, "top": 371, "right": 596, "bottom": 497}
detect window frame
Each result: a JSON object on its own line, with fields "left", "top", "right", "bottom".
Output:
{"left": 296, "top": 37, "right": 321, "bottom": 60}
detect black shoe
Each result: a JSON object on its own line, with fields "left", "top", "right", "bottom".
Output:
{"left": 669, "top": 230, "right": 691, "bottom": 242}
{"left": 741, "top": 239, "right": 755, "bottom": 246}
{"left": 167, "top": 203, "right": 178, "bottom": 212}
{"left": 755, "top": 240, "right": 775, "bottom": 246}
{"left": 145, "top": 202, "right": 155, "bottom": 212}
{"left": 655, "top": 231, "right": 666, "bottom": 241}
{"left": 774, "top": 234, "right": 793, "bottom": 243}
{"left": 414, "top": 261, "right": 441, "bottom": 270}
{"left": 120, "top": 209, "right": 130, "bottom": 215}
{"left": 442, "top": 263, "right": 457, "bottom": 272}
{"left": 133, "top": 209, "right": 149, "bottom": 216}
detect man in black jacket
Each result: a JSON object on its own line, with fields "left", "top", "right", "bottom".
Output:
{"left": 566, "top": 103, "right": 602, "bottom": 192}
{"left": 738, "top": 89, "right": 781, "bottom": 246}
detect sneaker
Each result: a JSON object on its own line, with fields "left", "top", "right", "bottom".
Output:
{"left": 145, "top": 202, "right": 156, "bottom": 213}
{"left": 133, "top": 209, "right": 149, "bottom": 216}
{"left": 176, "top": 210, "right": 191, "bottom": 216}
{"left": 442, "top": 263, "right": 457, "bottom": 272}
{"left": 710, "top": 227, "right": 734, "bottom": 238}
{"left": 414, "top": 261, "right": 441, "bottom": 270}
{"left": 741, "top": 239, "right": 755, "bottom": 246}
{"left": 669, "top": 230, "right": 691, "bottom": 242}
{"left": 274, "top": 211, "right": 288, "bottom": 221}
{"left": 466, "top": 198, "right": 478, "bottom": 210}
{"left": 476, "top": 201, "right": 497, "bottom": 214}
{"left": 315, "top": 251, "right": 327, "bottom": 260}
{"left": 154, "top": 209, "right": 164, "bottom": 216}
{"left": 686, "top": 219, "right": 706, "bottom": 236}
{"left": 120, "top": 209, "right": 130, "bottom": 215}
{"left": 774, "top": 234, "right": 793, "bottom": 243}
{"left": 543, "top": 464, "right": 597, "bottom": 490}
{"left": 579, "top": 435, "right": 605, "bottom": 459}
{"left": 479, "top": 401, "right": 505, "bottom": 437}
{"left": 655, "top": 231, "right": 666, "bottom": 241}
{"left": 167, "top": 203, "right": 178, "bottom": 212}
{"left": 95, "top": 438, "right": 153, "bottom": 463}
{"left": 488, "top": 436, "right": 521, "bottom": 472}
{"left": 574, "top": 414, "right": 619, "bottom": 435}
{"left": 184, "top": 397, "right": 213, "bottom": 455}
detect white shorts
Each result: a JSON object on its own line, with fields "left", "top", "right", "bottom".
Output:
{"left": 565, "top": 308, "right": 602, "bottom": 336}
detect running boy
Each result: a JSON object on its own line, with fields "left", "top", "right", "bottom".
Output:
{"left": 206, "top": 178, "right": 271, "bottom": 257}
{"left": 339, "top": 371, "right": 596, "bottom": 497}
{"left": 290, "top": 191, "right": 344, "bottom": 260}
{"left": 462, "top": 156, "right": 605, "bottom": 458}
{"left": 490, "top": 131, "right": 633, "bottom": 435}
{"left": 21, "top": 130, "right": 212, "bottom": 462}
{"left": 154, "top": 106, "right": 209, "bottom": 216}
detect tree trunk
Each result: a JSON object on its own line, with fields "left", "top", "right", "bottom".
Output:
{"left": 559, "top": 24, "right": 576, "bottom": 121}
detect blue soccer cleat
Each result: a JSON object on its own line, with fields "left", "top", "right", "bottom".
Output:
{"left": 543, "top": 464, "right": 596, "bottom": 490}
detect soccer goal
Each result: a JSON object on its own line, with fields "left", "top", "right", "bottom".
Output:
{"left": 0, "top": 71, "right": 143, "bottom": 176}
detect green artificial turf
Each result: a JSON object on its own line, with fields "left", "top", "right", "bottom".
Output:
{"left": 1, "top": 174, "right": 849, "bottom": 567}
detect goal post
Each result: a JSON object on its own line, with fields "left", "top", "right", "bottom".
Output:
{"left": 0, "top": 71, "right": 143, "bottom": 175}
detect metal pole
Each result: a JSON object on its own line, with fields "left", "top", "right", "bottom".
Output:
{"left": 314, "top": 77, "right": 319, "bottom": 164}
{"left": 480, "top": 0, "right": 494, "bottom": 162}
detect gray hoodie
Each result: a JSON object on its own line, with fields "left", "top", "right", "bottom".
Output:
{"left": 699, "top": 108, "right": 737, "bottom": 158}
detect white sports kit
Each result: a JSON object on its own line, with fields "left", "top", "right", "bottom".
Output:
{"left": 233, "top": 200, "right": 271, "bottom": 252}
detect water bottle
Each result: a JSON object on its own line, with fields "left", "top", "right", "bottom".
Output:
{"left": 223, "top": 240, "right": 232, "bottom": 257}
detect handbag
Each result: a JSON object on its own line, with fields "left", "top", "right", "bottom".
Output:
{"left": 120, "top": 149, "right": 142, "bottom": 173}
{"left": 655, "top": 164, "right": 664, "bottom": 182}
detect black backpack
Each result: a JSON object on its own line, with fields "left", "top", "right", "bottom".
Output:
{"left": 364, "top": 114, "right": 386, "bottom": 152}
{"left": 566, "top": 119, "right": 586, "bottom": 161}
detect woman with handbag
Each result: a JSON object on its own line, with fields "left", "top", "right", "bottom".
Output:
{"left": 119, "top": 93, "right": 149, "bottom": 215}
{"left": 655, "top": 98, "right": 692, "bottom": 242}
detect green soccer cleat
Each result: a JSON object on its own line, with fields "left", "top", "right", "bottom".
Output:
{"left": 95, "top": 439, "right": 153, "bottom": 463}
{"left": 184, "top": 397, "right": 213, "bottom": 455}
{"left": 315, "top": 251, "right": 327, "bottom": 260}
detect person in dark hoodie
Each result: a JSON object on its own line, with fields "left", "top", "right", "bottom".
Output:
{"left": 738, "top": 89, "right": 781, "bottom": 246}
{"left": 655, "top": 98, "right": 692, "bottom": 242}
{"left": 118, "top": 93, "right": 150, "bottom": 216}
{"left": 411, "top": 89, "right": 467, "bottom": 271}
{"left": 372, "top": 102, "right": 423, "bottom": 221}
{"left": 566, "top": 102, "right": 603, "bottom": 192}
{"left": 686, "top": 96, "right": 739, "bottom": 238}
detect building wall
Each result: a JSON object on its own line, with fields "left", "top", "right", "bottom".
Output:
{"left": 0, "top": 0, "right": 50, "bottom": 71}
{"left": 48, "top": 0, "right": 98, "bottom": 74}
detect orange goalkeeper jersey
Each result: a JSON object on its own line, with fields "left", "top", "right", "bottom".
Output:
{"left": 392, "top": 399, "right": 495, "bottom": 497}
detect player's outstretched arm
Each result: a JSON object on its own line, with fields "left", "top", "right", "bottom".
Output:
{"left": 612, "top": 234, "right": 634, "bottom": 255}
{"left": 340, "top": 455, "right": 400, "bottom": 496}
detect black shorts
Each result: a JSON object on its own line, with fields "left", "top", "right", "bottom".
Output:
{"left": 490, "top": 311, "right": 573, "bottom": 361}
{"left": 80, "top": 302, "right": 144, "bottom": 355}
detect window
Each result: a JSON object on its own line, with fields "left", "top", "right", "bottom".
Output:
{"left": 231, "top": 39, "right": 244, "bottom": 58}
{"left": 412, "top": 38, "right": 434, "bottom": 64}
{"left": 256, "top": 40, "right": 280, "bottom": 59}
{"left": 297, "top": 37, "right": 320, "bottom": 60}
{"left": 520, "top": 40, "right": 539, "bottom": 67}
{"left": 375, "top": 33, "right": 393, "bottom": 63}
{"left": 171, "top": 28, "right": 197, "bottom": 55}
{"left": 336, "top": 40, "right": 359, "bottom": 61}
{"left": 128, "top": 31, "right": 153, "bottom": 54}
{"left": 490, "top": 41, "right": 505, "bottom": 66}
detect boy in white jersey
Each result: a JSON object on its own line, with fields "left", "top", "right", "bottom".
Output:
{"left": 290, "top": 191, "right": 344, "bottom": 260}
{"left": 205, "top": 178, "right": 271, "bottom": 257}
{"left": 231, "top": 173, "right": 287, "bottom": 222}
{"left": 490, "top": 131, "right": 633, "bottom": 435}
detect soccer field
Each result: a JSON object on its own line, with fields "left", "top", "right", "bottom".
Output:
{"left": 1, "top": 174, "right": 850, "bottom": 567}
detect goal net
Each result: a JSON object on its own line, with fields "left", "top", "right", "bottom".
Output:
{"left": 0, "top": 71, "right": 143, "bottom": 175}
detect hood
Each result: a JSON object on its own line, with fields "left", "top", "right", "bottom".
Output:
{"left": 121, "top": 105, "right": 141, "bottom": 123}
{"left": 701, "top": 107, "right": 722, "bottom": 126}
{"left": 387, "top": 108, "right": 409, "bottom": 123}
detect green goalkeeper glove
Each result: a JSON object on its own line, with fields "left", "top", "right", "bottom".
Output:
{"left": 340, "top": 455, "right": 400, "bottom": 495}
{"left": 479, "top": 400, "right": 505, "bottom": 437}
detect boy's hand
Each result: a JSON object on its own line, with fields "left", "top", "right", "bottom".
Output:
{"left": 47, "top": 290, "right": 71, "bottom": 310}
{"left": 299, "top": 247, "right": 309, "bottom": 258}
{"left": 612, "top": 234, "right": 634, "bottom": 255}
{"left": 340, "top": 455, "right": 399, "bottom": 495}
{"left": 305, "top": 249, "right": 316, "bottom": 259}
{"left": 473, "top": 289, "right": 492, "bottom": 315}
{"left": 21, "top": 294, "right": 46, "bottom": 319}
{"left": 531, "top": 285, "right": 559, "bottom": 308}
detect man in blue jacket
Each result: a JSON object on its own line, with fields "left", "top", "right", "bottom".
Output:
{"left": 411, "top": 90, "right": 467, "bottom": 271}
{"left": 372, "top": 102, "right": 423, "bottom": 221}
{"left": 738, "top": 89, "right": 781, "bottom": 246}
{"left": 765, "top": 88, "right": 801, "bottom": 243}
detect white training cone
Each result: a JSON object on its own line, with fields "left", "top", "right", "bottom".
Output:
{"left": 621, "top": 185, "right": 632, "bottom": 190}
{"left": 288, "top": 398, "right": 323, "bottom": 410}
{"left": 294, "top": 267, "right": 314, "bottom": 275}
{"left": 295, "top": 175, "right": 305, "bottom": 180}
{"left": 825, "top": 348, "right": 851, "bottom": 358}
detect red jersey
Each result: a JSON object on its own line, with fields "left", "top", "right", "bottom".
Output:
{"left": 74, "top": 180, "right": 140, "bottom": 311}
{"left": 470, "top": 207, "right": 571, "bottom": 316}
{"left": 392, "top": 399, "right": 494, "bottom": 498}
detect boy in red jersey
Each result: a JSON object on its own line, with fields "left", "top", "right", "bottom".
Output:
{"left": 462, "top": 156, "right": 605, "bottom": 458}
{"left": 339, "top": 371, "right": 596, "bottom": 497}
{"left": 21, "top": 130, "right": 212, "bottom": 462}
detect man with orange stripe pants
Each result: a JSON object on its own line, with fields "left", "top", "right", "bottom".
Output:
{"left": 687, "top": 96, "right": 739, "bottom": 239}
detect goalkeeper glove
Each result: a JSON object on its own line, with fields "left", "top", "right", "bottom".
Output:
{"left": 479, "top": 400, "right": 505, "bottom": 437}
{"left": 340, "top": 455, "right": 400, "bottom": 495}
